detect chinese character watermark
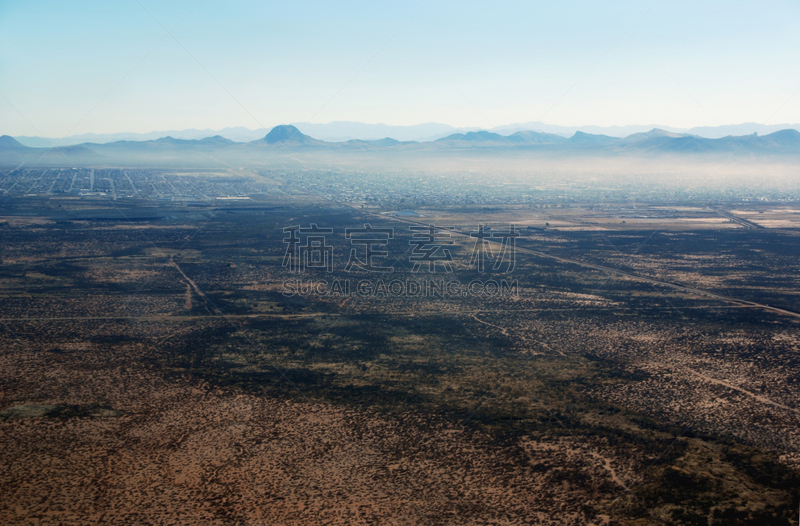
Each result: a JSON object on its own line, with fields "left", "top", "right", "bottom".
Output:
{"left": 468, "top": 224, "right": 519, "bottom": 272}
{"left": 283, "top": 224, "right": 334, "bottom": 273}
{"left": 409, "top": 224, "right": 455, "bottom": 273}
{"left": 345, "top": 224, "right": 394, "bottom": 273}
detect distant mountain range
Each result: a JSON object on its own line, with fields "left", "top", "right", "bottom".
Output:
{"left": 485, "top": 121, "right": 800, "bottom": 140}
{"left": 2, "top": 125, "right": 799, "bottom": 167}
{"left": 429, "top": 127, "right": 800, "bottom": 154}
{"left": 12, "top": 121, "right": 800, "bottom": 147}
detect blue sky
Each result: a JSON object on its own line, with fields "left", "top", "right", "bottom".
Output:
{"left": 1, "top": 0, "right": 798, "bottom": 136}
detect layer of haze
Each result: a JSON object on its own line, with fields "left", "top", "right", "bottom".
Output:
{"left": 1, "top": 0, "right": 799, "bottom": 137}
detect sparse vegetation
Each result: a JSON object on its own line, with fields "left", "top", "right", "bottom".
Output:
{"left": 1, "top": 191, "right": 798, "bottom": 524}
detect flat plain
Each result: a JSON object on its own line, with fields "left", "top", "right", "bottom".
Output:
{"left": 1, "top": 167, "right": 799, "bottom": 525}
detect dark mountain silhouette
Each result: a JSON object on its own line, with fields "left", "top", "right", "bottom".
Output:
{"left": 757, "top": 129, "right": 800, "bottom": 149}
{"left": 617, "top": 129, "right": 701, "bottom": 153}
{"left": 262, "top": 125, "right": 317, "bottom": 145}
{"left": 14, "top": 121, "right": 800, "bottom": 146}
{"left": 84, "top": 135, "right": 236, "bottom": 154}
{"left": 2, "top": 126, "right": 799, "bottom": 167}
{"left": 568, "top": 131, "right": 620, "bottom": 145}
{"left": 623, "top": 128, "right": 686, "bottom": 142}
{"left": 0, "top": 135, "right": 98, "bottom": 164}
{"left": 614, "top": 128, "right": 800, "bottom": 155}
{"left": 436, "top": 131, "right": 506, "bottom": 142}
{"left": 365, "top": 137, "right": 403, "bottom": 147}
{"left": 435, "top": 129, "right": 567, "bottom": 145}
{"left": 0, "top": 135, "right": 28, "bottom": 150}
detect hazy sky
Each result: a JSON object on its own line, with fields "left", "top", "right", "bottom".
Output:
{"left": 1, "top": 0, "right": 799, "bottom": 137}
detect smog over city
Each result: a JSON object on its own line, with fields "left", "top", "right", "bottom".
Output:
{"left": 1, "top": 1, "right": 799, "bottom": 525}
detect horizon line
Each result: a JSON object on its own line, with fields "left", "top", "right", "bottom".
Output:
{"left": 11, "top": 120, "right": 800, "bottom": 141}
